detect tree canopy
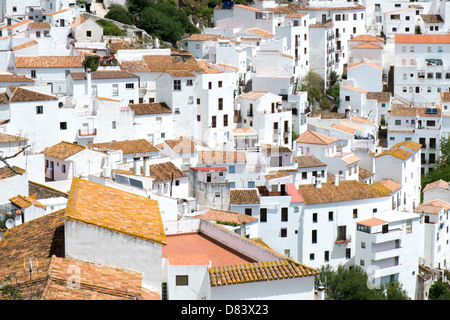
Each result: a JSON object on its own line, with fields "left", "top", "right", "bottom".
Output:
{"left": 421, "top": 137, "right": 450, "bottom": 195}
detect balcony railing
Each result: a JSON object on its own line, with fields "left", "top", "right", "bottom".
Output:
{"left": 78, "top": 128, "right": 97, "bottom": 137}
{"left": 335, "top": 235, "right": 351, "bottom": 244}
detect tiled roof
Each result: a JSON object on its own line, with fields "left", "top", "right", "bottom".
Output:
{"left": 420, "top": 14, "right": 444, "bottom": 23}
{"left": 0, "top": 209, "right": 65, "bottom": 299}
{"left": 87, "top": 139, "right": 158, "bottom": 155}
{"left": 29, "top": 22, "right": 51, "bottom": 29}
{"left": 148, "top": 161, "right": 187, "bottom": 182}
{"left": 11, "top": 40, "right": 38, "bottom": 51}
{"left": 349, "top": 34, "right": 384, "bottom": 42}
{"left": 46, "top": 8, "right": 72, "bottom": 16}
{"left": 41, "top": 141, "right": 86, "bottom": 159}
{"left": 7, "top": 19, "right": 32, "bottom": 30}
{"left": 14, "top": 56, "right": 83, "bottom": 68}
{"left": 357, "top": 218, "right": 387, "bottom": 227}
{"left": 260, "top": 144, "right": 292, "bottom": 154}
{"left": 423, "top": 179, "right": 449, "bottom": 192}
{"left": 297, "top": 180, "right": 389, "bottom": 205}
{"left": 198, "top": 150, "right": 246, "bottom": 163}
{"left": 373, "top": 179, "right": 402, "bottom": 193}
{"left": 121, "top": 54, "right": 203, "bottom": 73}
{"left": 247, "top": 28, "right": 274, "bottom": 38}
{"left": 230, "top": 189, "right": 260, "bottom": 204}
{"left": 294, "top": 155, "right": 327, "bottom": 168}
{"left": 187, "top": 34, "right": 223, "bottom": 41}
{"left": 66, "top": 177, "right": 166, "bottom": 244}
{"left": 285, "top": 12, "right": 308, "bottom": 18}
{"left": 265, "top": 170, "right": 291, "bottom": 181}
{"left": 366, "top": 91, "right": 391, "bottom": 102}
{"left": 10, "top": 194, "right": 46, "bottom": 209}
{"left": 0, "top": 132, "right": 28, "bottom": 142}
{"left": 309, "top": 21, "right": 334, "bottom": 28}
{"left": 0, "top": 165, "right": 25, "bottom": 180}
{"left": 295, "top": 129, "right": 338, "bottom": 145}
{"left": 349, "top": 115, "right": 377, "bottom": 126}
{"left": 0, "top": 74, "right": 34, "bottom": 83}
{"left": 395, "top": 34, "right": 450, "bottom": 44}
{"left": 392, "top": 140, "right": 422, "bottom": 151}
{"left": 441, "top": 91, "right": 450, "bottom": 102}
{"left": 331, "top": 123, "right": 356, "bottom": 134}
{"left": 70, "top": 70, "right": 138, "bottom": 80}
{"left": 341, "top": 153, "right": 360, "bottom": 165}
{"left": 374, "top": 148, "right": 412, "bottom": 160}
{"left": 197, "top": 60, "right": 223, "bottom": 74}
{"left": 7, "top": 86, "right": 58, "bottom": 102}
{"left": 351, "top": 42, "right": 383, "bottom": 49}
{"left": 347, "top": 61, "right": 383, "bottom": 70}
{"left": 196, "top": 209, "right": 258, "bottom": 225}
{"left": 342, "top": 83, "right": 368, "bottom": 93}
{"left": 358, "top": 167, "right": 374, "bottom": 181}
{"left": 414, "top": 200, "right": 450, "bottom": 214}
{"left": 42, "top": 256, "right": 155, "bottom": 300}
{"left": 165, "top": 137, "right": 197, "bottom": 154}
{"left": 237, "top": 90, "right": 269, "bottom": 100}
{"left": 298, "top": 3, "right": 365, "bottom": 11}
{"left": 129, "top": 102, "right": 172, "bottom": 115}
{"left": 28, "top": 180, "right": 69, "bottom": 199}
{"left": 209, "top": 259, "right": 319, "bottom": 286}
{"left": 234, "top": 4, "right": 261, "bottom": 12}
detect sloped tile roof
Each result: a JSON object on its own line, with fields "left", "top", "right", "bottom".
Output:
{"left": 121, "top": 54, "right": 203, "bottom": 73}
{"left": 295, "top": 129, "right": 338, "bottom": 145}
{"left": 14, "top": 56, "right": 83, "bottom": 68}
{"left": 260, "top": 143, "right": 292, "bottom": 154}
{"left": 148, "top": 161, "right": 187, "bottom": 182}
{"left": 7, "top": 86, "right": 58, "bottom": 102}
{"left": 29, "top": 22, "right": 51, "bottom": 29}
{"left": 423, "top": 179, "right": 449, "bottom": 192}
{"left": 392, "top": 140, "right": 422, "bottom": 151}
{"left": 297, "top": 180, "right": 389, "bottom": 205}
{"left": 41, "top": 141, "right": 86, "bottom": 159}
{"left": 230, "top": 189, "right": 260, "bottom": 204}
{"left": 196, "top": 209, "right": 258, "bottom": 225}
{"left": 165, "top": 137, "right": 197, "bottom": 154}
{"left": 395, "top": 34, "right": 450, "bottom": 44}
{"left": 264, "top": 170, "right": 291, "bottom": 181}
{"left": 349, "top": 34, "right": 384, "bottom": 42}
{"left": 414, "top": 200, "right": 450, "bottom": 214}
{"left": 247, "top": 28, "right": 274, "bottom": 38}
{"left": 0, "top": 74, "right": 34, "bottom": 83}
{"left": 420, "top": 14, "right": 444, "bottom": 23}
{"left": 129, "top": 102, "right": 172, "bottom": 115}
{"left": 209, "top": 259, "right": 319, "bottom": 286}
{"left": 366, "top": 91, "right": 391, "bottom": 102}
{"left": 11, "top": 40, "right": 38, "bottom": 51}
{"left": 66, "top": 177, "right": 166, "bottom": 244}
{"left": 10, "top": 194, "right": 46, "bottom": 209}
{"left": 198, "top": 150, "right": 246, "bottom": 163}
{"left": 358, "top": 167, "right": 374, "bottom": 181}
{"left": 294, "top": 155, "right": 327, "bottom": 168}
{"left": 0, "top": 132, "right": 28, "bottom": 142}
{"left": 70, "top": 70, "right": 138, "bottom": 80}
{"left": 28, "top": 180, "right": 69, "bottom": 199}
{"left": 374, "top": 148, "right": 413, "bottom": 160}
{"left": 0, "top": 165, "right": 25, "bottom": 180}
{"left": 87, "top": 139, "right": 158, "bottom": 155}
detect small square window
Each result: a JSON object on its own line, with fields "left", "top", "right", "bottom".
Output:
{"left": 36, "top": 105, "right": 43, "bottom": 114}
{"left": 175, "top": 275, "right": 188, "bottom": 286}
{"left": 60, "top": 122, "right": 67, "bottom": 130}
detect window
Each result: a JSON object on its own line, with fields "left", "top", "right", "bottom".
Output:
{"left": 175, "top": 275, "right": 188, "bottom": 286}
{"left": 36, "top": 105, "right": 43, "bottom": 114}
{"left": 187, "top": 79, "right": 193, "bottom": 86}
{"left": 223, "top": 114, "right": 228, "bottom": 126}
{"left": 324, "top": 251, "right": 329, "bottom": 262}
{"left": 86, "top": 30, "right": 92, "bottom": 37}
{"left": 60, "top": 122, "right": 67, "bottom": 130}
{"left": 310, "top": 253, "right": 315, "bottom": 261}
{"left": 31, "top": 70, "right": 36, "bottom": 78}
{"left": 281, "top": 208, "right": 288, "bottom": 222}
{"left": 361, "top": 241, "right": 366, "bottom": 249}
{"left": 211, "top": 115, "right": 216, "bottom": 128}
{"left": 208, "top": 82, "right": 212, "bottom": 89}
{"left": 229, "top": 165, "right": 235, "bottom": 173}
{"left": 218, "top": 98, "right": 223, "bottom": 110}
{"left": 112, "top": 84, "right": 118, "bottom": 96}
{"left": 260, "top": 208, "right": 267, "bottom": 222}
{"left": 173, "top": 80, "right": 181, "bottom": 90}
{"left": 248, "top": 181, "right": 255, "bottom": 188}
{"left": 175, "top": 180, "right": 180, "bottom": 186}
{"left": 112, "top": 121, "right": 117, "bottom": 129}
{"left": 395, "top": 120, "right": 401, "bottom": 125}
{"left": 312, "top": 230, "right": 317, "bottom": 244}
{"left": 281, "top": 228, "right": 287, "bottom": 238}
{"left": 188, "top": 96, "right": 193, "bottom": 104}
{"left": 313, "top": 213, "right": 317, "bottom": 223}
{"left": 353, "top": 208, "right": 358, "bottom": 218}
{"left": 345, "top": 96, "right": 350, "bottom": 101}
{"left": 126, "top": 83, "right": 134, "bottom": 89}
{"left": 245, "top": 208, "right": 252, "bottom": 216}
{"left": 302, "top": 172, "right": 307, "bottom": 180}
{"left": 62, "top": 164, "right": 66, "bottom": 173}
{"left": 346, "top": 248, "right": 351, "bottom": 259}
{"left": 329, "top": 211, "right": 334, "bottom": 221}
{"left": 218, "top": 81, "right": 222, "bottom": 88}
{"left": 197, "top": 98, "right": 201, "bottom": 105}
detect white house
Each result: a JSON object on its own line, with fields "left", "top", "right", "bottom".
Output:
{"left": 423, "top": 179, "right": 450, "bottom": 204}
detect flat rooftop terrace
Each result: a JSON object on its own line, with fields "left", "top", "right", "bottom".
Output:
{"left": 162, "top": 232, "right": 256, "bottom": 267}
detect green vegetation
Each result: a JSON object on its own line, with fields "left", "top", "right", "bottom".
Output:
{"left": 96, "top": 19, "right": 127, "bottom": 36}
{"left": 300, "top": 71, "right": 333, "bottom": 111}
{"left": 316, "top": 265, "right": 410, "bottom": 300}
{"left": 105, "top": 0, "right": 200, "bottom": 45}
{"left": 421, "top": 137, "right": 450, "bottom": 196}
{"left": 429, "top": 280, "right": 450, "bottom": 300}
{"left": 82, "top": 56, "right": 99, "bottom": 72}
{"left": 0, "top": 276, "right": 23, "bottom": 300}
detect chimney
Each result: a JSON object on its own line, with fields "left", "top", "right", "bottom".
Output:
{"left": 315, "top": 177, "right": 322, "bottom": 188}
{"left": 334, "top": 174, "right": 339, "bottom": 186}
{"left": 133, "top": 154, "right": 141, "bottom": 175}
{"left": 86, "top": 68, "right": 92, "bottom": 96}
{"left": 317, "top": 286, "right": 325, "bottom": 300}
{"left": 143, "top": 153, "right": 150, "bottom": 176}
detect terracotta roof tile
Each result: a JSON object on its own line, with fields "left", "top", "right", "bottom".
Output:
{"left": 237, "top": 90, "right": 269, "bottom": 100}
{"left": 392, "top": 140, "right": 422, "bottom": 151}
{"left": 87, "top": 139, "right": 158, "bottom": 155}
{"left": 198, "top": 150, "right": 246, "bottom": 164}
{"left": 7, "top": 86, "right": 58, "bottom": 102}
{"left": 129, "top": 102, "right": 172, "bottom": 115}
{"left": 71, "top": 70, "right": 138, "bottom": 80}
{"left": 349, "top": 34, "right": 384, "bottom": 42}
{"left": 260, "top": 144, "right": 292, "bottom": 154}
{"left": 395, "top": 34, "right": 450, "bottom": 44}
{"left": 230, "top": 189, "right": 260, "bottom": 204}
{"left": 121, "top": 54, "right": 203, "bottom": 73}
{"left": 41, "top": 141, "right": 86, "bottom": 159}
{"left": 14, "top": 56, "right": 83, "bottom": 68}
{"left": 357, "top": 218, "right": 387, "bottom": 227}
{"left": 0, "top": 132, "right": 27, "bottom": 142}
{"left": 420, "top": 14, "right": 444, "bottom": 23}
{"left": 342, "top": 83, "right": 368, "bottom": 92}
{"left": 11, "top": 40, "right": 38, "bottom": 51}
{"left": 0, "top": 74, "right": 34, "bottom": 83}
{"left": 28, "top": 22, "right": 51, "bottom": 29}
{"left": 351, "top": 42, "right": 384, "bottom": 49}
{"left": 423, "top": 179, "right": 449, "bottom": 192}
{"left": 366, "top": 91, "right": 391, "bottom": 102}
{"left": 414, "top": 200, "right": 450, "bottom": 214}
{"left": 28, "top": 180, "right": 69, "bottom": 199}
{"left": 358, "top": 167, "right": 374, "bottom": 181}
{"left": 265, "top": 170, "right": 291, "bottom": 181}
{"left": 0, "top": 165, "right": 25, "bottom": 180}
{"left": 247, "top": 28, "right": 274, "bottom": 38}
{"left": 10, "top": 195, "right": 46, "bottom": 209}
{"left": 294, "top": 155, "right": 327, "bottom": 168}
{"left": 165, "top": 137, "right": 197, "bottom": 154}
{"left": 196, "top": 209, "right": 258, "bottom": 225}
{"left": 297, "top": 180, "right": 389, "bottom": 205}
{"left": 66, "top": 177, "right": 166, "bottom": 244}
{"left": 148, "top": 161, "right": 187, "bottom": 182}
{"left": 375, "top": 148, "right": 412, "bottom": 160}
{"left": 295, "top": 129, "right": 338, "bottom": 145}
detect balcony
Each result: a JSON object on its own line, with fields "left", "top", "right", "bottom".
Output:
{"left": 335, "top": 235, "right": 351, "bottom": 244}
{"left": 78, "top": 128, "right": 97, "bottom": 137}
{"left": 372, "top": 228, "right": 402, "bottom": 244}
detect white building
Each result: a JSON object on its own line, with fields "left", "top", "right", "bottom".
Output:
{"left": 355, "top": 210, "right": 420, "bottom": 299}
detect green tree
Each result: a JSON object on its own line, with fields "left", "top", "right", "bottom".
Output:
{"left": 428, "top": 280, "right": 450, "bottom": 300}
{"left": 96, "top": 19, "right": 126, "bottom": 36}
{"left": 385, "top": 280, "right": 410, "bottom": 300}
{"left": 104, "top": 4, "right": 134, "bottom": 25}
{"left": 421, "top": 137, "right": 450, "bottom": 194}
{"left": 316, "top": 265, "right": 386, "bottom": 300}
{"left": 0, "top": 276, "right": 23, "bottom": 300}
{"left": 82, "top": 56, "right": 99, "bottom": 72}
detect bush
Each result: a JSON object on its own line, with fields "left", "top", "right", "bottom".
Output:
{"left": 96, "top": 19, "right": 126, "bottom": 36}
{"left": 105, "top": 4, "right": 134, "bottom": 25}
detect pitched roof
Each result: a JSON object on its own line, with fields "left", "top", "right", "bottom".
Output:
{"left": 341, "top": 83, "right": 368, "bottom": 93}
{"left": 260, "top": 144, "right": 292, "bottom": 154}
{"left": 372, "top": 179, "right": 402, "bottom": 193}
{"left": 395, "top": 34, "right": 450, "bottom": 44}
{"left": 349, "top": 34, "right": 384, "bottom": 42}
{"left": 28, "top": 180, "right": 69, "bottom": 199}
{"left": 0, "top": 74, "right": 34, "bottom": 83}
{"left": 66, "top": 177, "right": 166, "bottom": 244}
{"left": 15, "top": 56, "right": 83, "bottom": 68}
{"left": 196, "top": 209, "right": 258, "bottom": 225}
{"left": 423, "top": 179, "right": 449, "bottom": 192}
{"left": 7, "top": 86, "right": 58, "bottom": 102}
{"left": 120, "top": 53, "right": 203, "bottom": 73}
{"left": 41, "top": 141, "right": 86, "bottom": 159}
{"left": 209, "top": 259, "right": 319, "bottom": 286}
{"left": 420, "top": 14, "right": 444, "bottom": 24}
{"left": 197, "top": 60, "right": 223, "bottom": 74}
{"left": 165, "top": 137, "right": 197, "bottom": 154}
{"left": 0, "top": 165, "right": 25, "bottom": 180}
{"left": 129, "top": 102, "right": 172, "bottom": 115}
{"left": 10, "top": 194, "right": 46, "bottom": 209}
{"left": 347, "top": 61, "right": 383, "bottom": 70}
{"left": 295, "top": 129, "right": 338, "bottom": 145}
{"left": 297, "top": 180, "right": 390, "bottom": 205}
{"left": 351, "top": 42, "right": 384, "bottom": 49}
{"left": 237, "top": 90, "right": 269, "bottom": 100}
{"left": 358, "top": 167, "right": 374, "bottom": 181}
{"left": 29, "top": 22, "right": 51, "bottom": 29}
{"left": 230, "top": 189, "right": 260, "bottom": 204}
{"left": 374, "top": 148, "right": 413, "bottom": 160}
{"left": 11, "top": 40, "right": 38, "bottom": 51}
{"left": 247, "top": 28, "right": 274, "bottom": 38}
{"left": 0, "top": 132, "right": 28, "bottom": 143}
{"left": 148, "top": 161, "right": 187, "bottom": 182}
{"left": 366, "top": 91, "right": 391, "bottom": 102}
{"left": 414, "top": 200, "right": 450, "bottom": 214}
{"left": 357, "top": 218, "right": 387, "bottom": 227}
{"left": 294, "top": 155, "right": 327, "bottom": 168}
{"left": 265, "top": 170, "right": 291, "bottom": 181}
{"left": 87, "top": 139, "right": 158, "bottom": 155}
{"left": 70, "top": 70, "right": 138, "bottom": 80}
{"left": 392, "top": 140, "right": 422, "bottom": 151}
{"left": 198, "top": 150, "right": 246, "bottom": 163}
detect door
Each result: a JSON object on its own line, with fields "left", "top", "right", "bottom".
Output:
{"left": 49, "top": 161, "right": 54, "bottom": 180}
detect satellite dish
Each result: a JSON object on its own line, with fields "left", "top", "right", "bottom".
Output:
{"left": 5, "top": 219, "right": 15, "bottom": 229}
